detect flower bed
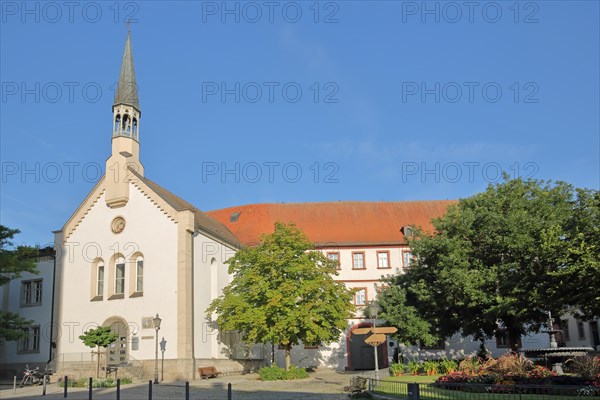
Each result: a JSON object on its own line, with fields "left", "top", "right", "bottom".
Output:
{"left": 434, "top": 354, "right": 600, "bottom": 391}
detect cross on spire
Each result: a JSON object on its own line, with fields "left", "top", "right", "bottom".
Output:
{"left": 125, "top": 19, "right": 132, "bottom": 33}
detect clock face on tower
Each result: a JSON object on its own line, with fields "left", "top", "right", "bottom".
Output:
{"left": 111, "top": 217, "right": 126, "bottom": 234}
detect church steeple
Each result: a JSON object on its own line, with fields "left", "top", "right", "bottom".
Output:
{"left": 106, "top": 28, "right": 144, "bottom": 208}
{"left": 112, "top": 29, "right": 140, "bottom": 141}
{"left": 113, "top": 30, "right": 140, "bottom": 113}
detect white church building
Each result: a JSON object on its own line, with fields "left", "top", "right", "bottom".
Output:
{"left": 1, "top": 32, "right": 598, "bottom": 381}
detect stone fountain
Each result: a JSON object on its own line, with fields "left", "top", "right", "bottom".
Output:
{"left": 523, "top": 312, "right": 593, "bottom": 374}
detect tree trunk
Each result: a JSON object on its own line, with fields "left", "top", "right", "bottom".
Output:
{"left": 271, "top": 343, "right": 275, "bottom": 366}
{"left": 508, "top": 329, "right": 522, "bottom": 352}
{"left": 285, "top": 345, "right": 291, "bottom": 371}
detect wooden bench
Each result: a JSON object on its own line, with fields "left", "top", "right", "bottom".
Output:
{"left": 343, "top": 376, "right": 368, "bottom": 397}
{"left": 197, "top": 366, "right": 220, "bottom": 379}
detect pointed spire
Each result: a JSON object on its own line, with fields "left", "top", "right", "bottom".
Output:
{"left": 113, "top": 30, "right": 140, "bottom": 112}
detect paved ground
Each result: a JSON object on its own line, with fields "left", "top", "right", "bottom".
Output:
{"left": 0, "top": 369, "right": 369, "bottom": 399}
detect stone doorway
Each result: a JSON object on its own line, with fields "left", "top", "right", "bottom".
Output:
{"left": 347, "top": 322, "right": 388, "bottom": 371}
{"left": 103, "top": 317, "right": 129, "bottom": 365}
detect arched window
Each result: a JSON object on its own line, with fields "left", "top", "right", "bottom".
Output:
{"left": 128, "top": 253, "right": 144, "bottom": 297}
{"left": 114, "top": 115, "right": 121, "bottom": 135}
{"left": 121, "top": 114, "right": 130, "bottom": 137}
{"left": 91, "top": 258, "right": 105, "bottom": 301}
{"left": 132, "top": 118, "right": 138, "bottom": 140}
{"left": 97, "top": 261, "right": 105, "bottom": 297}
{"left": 115, "top": 256, "right": 125, "bottom": 295}
{"left": 135, "top": 256, "right": 143, "bottom": 293}
{"left": 210, "top": 257, "right": 217, "bottom": 301}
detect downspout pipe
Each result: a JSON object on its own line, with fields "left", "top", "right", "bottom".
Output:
{"left": 47, "top": 247, "right": 57, "bottom": 365}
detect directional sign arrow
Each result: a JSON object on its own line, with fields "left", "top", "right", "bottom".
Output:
{"left": 372, "top": 327, "right": 398, "bottom": 334}
{"left": 353, "top": 328, "right": 373, "bottom": 335}
{"left": 365, "top": 333, "right": 386, "bottom": 346}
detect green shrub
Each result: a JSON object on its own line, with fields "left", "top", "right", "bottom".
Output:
{"left": 423, "top": 360, "right": 439, "bottom": 375}
{"left": 258, "top": 366, "right": 309, "bottom": 381}
{"left": 438, "top": 358, "right": 458, "bottom": 374}
{"left": 407, "top": 360, "right": 421, "bottom": 375}
{"left": 389, "top": 363, "right": 404, "bottom": 376}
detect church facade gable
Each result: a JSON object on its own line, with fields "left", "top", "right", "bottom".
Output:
{"left": 55, "top": 182, "right": 180, "bottom": 363}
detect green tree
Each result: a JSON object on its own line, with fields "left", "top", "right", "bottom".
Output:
{"left": 79, "top": 326, "right": 118, "bottom": 378}
{"left": 207, "top": 222, "right": 355, "bottom": 370}
{"left": 0, "top": 225, "right": 39, "bottom": 342}
{"left": 379, "top": 176, "right": 599, "bottom": 351}
{"left": 377, "top": 282, "right": 438, "bottom": 347}
{"left": 545, "top": 188, "right": 600, "bottom": 319}
{"left": 0, "top": 312, "right": 35, "bottom": 342}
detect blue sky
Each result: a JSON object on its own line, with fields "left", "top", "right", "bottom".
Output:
{"left": 1, "top": 1, "right": 599, "bottom": 246}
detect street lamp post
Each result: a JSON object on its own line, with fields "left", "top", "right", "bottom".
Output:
{"left": 159, "top": 337, "right": 167, "bottom": 382}
{"left": 152, "top": 314, "right": 162, "bottom": 384}
{"left": 368, "top": 301, "right": 380, "bottom": 381}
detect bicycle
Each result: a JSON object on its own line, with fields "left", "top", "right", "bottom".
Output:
{"left": 19, "top": 365, "right": 52, "bottom": 387}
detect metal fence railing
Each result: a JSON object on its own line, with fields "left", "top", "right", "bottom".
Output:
{"left": 369, "top": 380, "right": 600, "bottom": 400}
{"left": 371, "top": 379, "right": 410, "bottom": 397}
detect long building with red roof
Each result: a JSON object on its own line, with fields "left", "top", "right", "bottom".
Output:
{"left": 207, "top": 200, "right": 455, "bottom": 247}
{"left": 207, "top": 200, "right": 456, "bottom": 370}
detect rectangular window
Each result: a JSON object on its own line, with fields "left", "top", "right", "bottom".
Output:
{"left": 421, "top": 338, "right": 445, "bottom": 350}
{"left": 18, "top": 326, "right": 40, "bottom": 353}
{"left": 577, "top": 321, "right": 586, "bottom": 340}
{"left": 560, "top": 320, "right": 570, "bottom": 342}
{"left": 495, "top": 330, "right": 509, "bottom": 348}
{"left": 115, "top": 263, "right": 125, "bottom": 294}
{"left": 21, "top": 280, "right": 42, "bottom": 306}
{"left": 352, "top": 252, "right": 365, "bottom": 269}
{"left": 304, "top": 344, "right": 319, "bottom": 349}
{"left": 136, "top": 260, "right": 143, "bottom": 292}
{"left": 33, "top": 280, "right": 42, "bottom": 303}
{"left": 354, "top": 288, "right": 367, "bottom": 305}
{"left": 97, "top": 266, "right": 104, "bottom": 297}
{"left": 377, "top": 251, "right": 390, "bottom": 269}
{"left": 327, "top": 252, "right": 340, "bottom": 269}
{"left": 403, "top": 251, "right": 413, "bottom": 268}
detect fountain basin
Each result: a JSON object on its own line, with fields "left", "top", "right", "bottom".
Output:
{"left": 523, "top": 347, "right": 594, "bottom": 374}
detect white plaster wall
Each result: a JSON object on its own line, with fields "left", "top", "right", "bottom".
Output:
{"left": 562, "top": 315, "right": 600, "bottom": 349}
{"left": 329, "top": 246, "right": 407, "bottom": 282}
{"left": 275, "top": 340, "right": 344, "bottom": 370}
{"left": 394, "top": 330, "right": 550, "bottom": 362}
{"left": 192, "top": 235, "right": 235, "bottom": 360}
{"left": 282, "top": 319, "right": 357, "bottom": 371}
{"left": 323, "top": 246, "right": 408, "bottom": 310}
{"left": 0, "top": 258, "right": 55, "bottom": 364}
{"left": 56, "top": 184, "right": 179, "bottom": 361}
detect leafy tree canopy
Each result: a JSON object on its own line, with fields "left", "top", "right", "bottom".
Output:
{"left": 207, "top": 222, "right": 355, "bottom": 370}
{"left": 0, "top": 225, "right": 39, "bottom": 342}
{"left": 379, "top": 176, "right": 599, "bottom": 351}
{"left": 0, "top": 312, "right": 34, "bottom": 342}
{"left": 79, "top": 326, "right": 119, "bottom": 349}
{"left": 0, "top": 225, "right": 38, "bottom": 286}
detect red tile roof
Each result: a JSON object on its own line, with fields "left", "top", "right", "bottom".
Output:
{"left": 207, "top": 201, "right": 456, "bottom": 247}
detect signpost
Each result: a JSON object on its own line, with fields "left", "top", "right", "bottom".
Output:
{"left": 352, "top": 326, "right": 398, "bottom": 380}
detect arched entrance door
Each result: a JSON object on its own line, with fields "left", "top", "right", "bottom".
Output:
{"left": 103, "top": 317, "right": 128, "bottom": 365}
{"left": 347, "top": 322, "right": 388, "bottom": 371}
